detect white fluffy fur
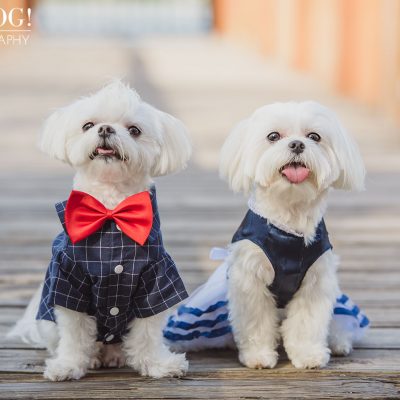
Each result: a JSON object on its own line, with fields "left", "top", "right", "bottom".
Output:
{"left": 221, "top": 101, "right": 365, "bottom": 369}
{"left": 8, "top": 81, "right": 191, "bottom": 381}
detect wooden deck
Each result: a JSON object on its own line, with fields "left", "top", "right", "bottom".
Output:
{"left": 1, "top": 36, "right": 400, "bottom": 399}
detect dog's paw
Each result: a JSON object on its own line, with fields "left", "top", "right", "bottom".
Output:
{"left": 329, "top": 340, "right": 353, "bottom": 357}
{"left": 89, "top": 356, "right": 102, "bottom": 369}
{"left": 101, "top": 343, "right": 126, "bottom": 368}
{"left": 44, "top": 358, "right": 87, "bottom": 381}
{"left": 287, "top": 346, "right": 330, "bottom": 369}
{"left": 239, "top": 348, "right": 278, "bottom": 369}
{"left": 328, "top": 322, "right": 354, "bottom": 357}
{"left": 146, "top": 352, "right": 188, "bottom": 378}
{"left": 129, "top": 351, "right": 188, "bottom": 378}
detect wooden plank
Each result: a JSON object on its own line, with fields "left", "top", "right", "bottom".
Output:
{"left": 1, "top": 284, "right": 400, "bottom": 309}
{"left": 3, "top": 214, "right": 400, "bottom": 232}
{"left": 2, "top": 269, "right": 399, "bottom": 288}
{"left": 0, "top": 181, "right": 398, "bottom": 206}
{"left": 1, "top": 258, "right": 399, "bottom": 274}
{"left": 357, "top": 328, "right": 400, "bottom": 349}
{"left": 0, "top": 371, "right": 399, "bottom": 399}
{"left": 0, "top": 348, "right": 399, "bottom": 375}
{"left": 2, "top": 325, "right": 400, "bottom": 350}
{"left": 0, "top": 372, "right": 399, "bottom": 399}
{"left": 1, "top": 243, "right": 399, "bottom": 258}
{"left": 1, "top": 204, "right": 399, "bottom": 240}
{"left": 1, "top": 278, "right": 399, "bottom": 300}
{"left": 1, "top": 267, "right": 399, "bottom": 291}
{"left": 0, "top": 253, "right": 400, "bottom": 276}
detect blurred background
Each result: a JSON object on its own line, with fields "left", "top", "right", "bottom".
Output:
{"left": 0, "top": 0, "right": 399, "bottom": 325}
{"left": 1, "top": 0, "right": 399, "bottom": 173}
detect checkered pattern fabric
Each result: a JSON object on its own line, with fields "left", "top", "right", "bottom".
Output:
{"left": 36, "top": 187, "right": 188, "bottom": 344}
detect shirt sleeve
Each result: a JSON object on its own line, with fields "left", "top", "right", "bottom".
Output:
{"left": 133, "top": 254, "right": 188, "bottom": 318}
{"left": 45, "top": 248, "right": 92, "bottom": 314}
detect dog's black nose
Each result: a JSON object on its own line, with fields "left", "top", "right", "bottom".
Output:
{"left": 98, "top": 125, "right": 115, "bottom": 138}
{"left": 288, "top": 140, "right": 305, "bottom": 154}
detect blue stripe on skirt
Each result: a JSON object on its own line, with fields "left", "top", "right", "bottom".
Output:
{"left": 163, "top": 325, "right": 232, "bottom": 341}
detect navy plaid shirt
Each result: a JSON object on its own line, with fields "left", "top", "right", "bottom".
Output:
{"left": 37, "top": 187, "right": 188, "bottom": 344}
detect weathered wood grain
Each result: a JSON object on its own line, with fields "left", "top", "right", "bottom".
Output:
{"left": 0, "top": 372, "right": 399, "bottom": 400}
{"left": 2, "top": 326, "right": 400, "bottom": 350}
{"left": 1, "top": 348, "right": 400, "bottom": 374}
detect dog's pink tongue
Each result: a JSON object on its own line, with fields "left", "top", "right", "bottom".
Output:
{"left": 282, "top": 165, "right": 310, "bottom": 183}
{"left": 97, "top": 148, "right": 115, "bottom": 155}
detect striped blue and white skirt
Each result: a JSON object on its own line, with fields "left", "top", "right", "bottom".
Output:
{"left": 163, "top": 249, "right": 369, "bottom": 351}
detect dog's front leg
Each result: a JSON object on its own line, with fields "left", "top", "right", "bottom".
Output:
{"left": 227, "top": 240, "right": 279, "bottom": 369}
{"left": 44, "top": 307, "right": 97, "bottom": 381}
{"left": 281, "top": 251, "right": 340, "bottom": 369}
{"left": 123, "top": 312, "right": 188, "bottom": 378}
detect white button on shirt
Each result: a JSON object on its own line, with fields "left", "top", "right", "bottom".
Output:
{"left": 114, "top": 265, "right": 123, "bottom": 274}
{"left": 105, "top": 334, "right": 114, "bottom": 342}
{"left": 110, "top": 307, "right": 119, "bottom": 316}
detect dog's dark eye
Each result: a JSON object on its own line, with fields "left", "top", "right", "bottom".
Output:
{"left": 82, "top": 122, "right": 94, "bottom": 132}
{"left": 267, "top": 132, "right": 281, "bottom": 142}
{"left": 307, "top": 132, "right": 321, "bottom": 142}
{"left": 128, "top": 125, "right": 141, "bottom": 137}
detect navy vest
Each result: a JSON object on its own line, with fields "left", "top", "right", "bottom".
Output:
{"left": 232, "top": 210, "right": 332, "bottom": 308}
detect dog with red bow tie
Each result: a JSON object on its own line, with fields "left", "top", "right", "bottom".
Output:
{"left": 8, "top": 81, "right": 191, "bottom": 381}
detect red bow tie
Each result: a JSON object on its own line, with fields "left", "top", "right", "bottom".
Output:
{"left": 65, "top": 190, "right": 153, "bottom": 245}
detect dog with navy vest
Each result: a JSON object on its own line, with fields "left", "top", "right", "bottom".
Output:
{"left": 218, "top": 101, "right": 364, "bottom": 368}
{"left": 164, "top": 101, "right": 368, "bottom": 369}
{"left": 8, "top": 81, "right": 191, "bottom": 381}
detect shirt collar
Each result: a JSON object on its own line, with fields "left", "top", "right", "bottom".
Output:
{"left": 247, "top": 196, "right": 304, "bottom": 238}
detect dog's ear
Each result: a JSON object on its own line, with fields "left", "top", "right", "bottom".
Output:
{"left": 150, "top": 108, "right": 192, "bottom": 177}
{"left": 38, "top": 108, "right": 69, "bottom": 162}
{"left": 220, "top": 118, "right": 252, "bottom": 193}
{"left": 332, "top": 120, "right": 365, "bottom": 191}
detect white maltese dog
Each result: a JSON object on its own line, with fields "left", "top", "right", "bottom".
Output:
{"left": 8, "top": 81, "right": 191, "bottom": 381}
{"left": 222, "top": 101, "right": 364, "bottom": 369}
{"left": 164, "top": 101, "right": 368, "bottom": 369}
